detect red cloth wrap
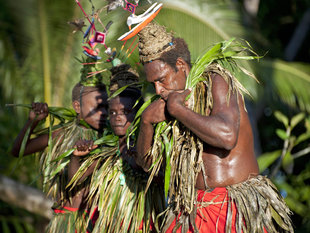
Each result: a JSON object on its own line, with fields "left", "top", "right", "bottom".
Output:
{"left": 165, "top": 187, "right": 238, "bottom": 233}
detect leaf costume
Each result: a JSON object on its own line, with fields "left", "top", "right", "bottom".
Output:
{"left": 41, "top": 119, "right": 98, "bottom": 202}
{"left": 70, "top": 144, "right": 166, "bottom": 233}
{"left": 136, "top": 22, "right": 293, "bottom": 233}
{"left": 67, "top": 63, "right": 166, "bottom": 233}
{"left": 43, "top": 55, "right": 109, "bottom": 232}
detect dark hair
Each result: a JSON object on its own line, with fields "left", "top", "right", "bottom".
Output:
{"left": 114, "top": 87, "right": 144, "bottom": 113}
{"left": 71, "top": 82, "right": 106, "bottom": 102}
{"left": 158, "top": 37, "right": 191, "bottom": 71}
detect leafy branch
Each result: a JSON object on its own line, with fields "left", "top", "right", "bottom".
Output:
{"left": 258, "top": 111, "right": 310, "bottom": 177}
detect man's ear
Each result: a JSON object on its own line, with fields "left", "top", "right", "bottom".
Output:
{"left": 72, "top": 100, "right": 81, "bottom": 114}
{"left": 176, "top": 58, "right": 190, "bottom": 76}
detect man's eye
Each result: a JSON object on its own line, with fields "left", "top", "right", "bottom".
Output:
{"left": 109, "top": 111, "right": 116, "bottom": 115}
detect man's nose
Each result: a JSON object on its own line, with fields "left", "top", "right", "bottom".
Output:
{"left": 154, "top": 82, "right": 163, "bottom": 95}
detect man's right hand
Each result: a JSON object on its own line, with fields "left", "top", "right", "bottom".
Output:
{"left": 141, "top": 98, "right": 167, "bottom": 124}
{"left": 29, "top": 102, "right": 49, "bottom": 121}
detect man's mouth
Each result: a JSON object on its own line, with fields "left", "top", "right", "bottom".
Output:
{"left": 160, "top": 95, "right": 168, "bottom": 101}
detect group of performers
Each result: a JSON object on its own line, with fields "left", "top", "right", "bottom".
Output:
{"left": 11, "top": 1, "right": 294, "bottom": 232}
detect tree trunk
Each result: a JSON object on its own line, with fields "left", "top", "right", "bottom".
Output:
{"left": 0, "top": 175, "right": 53, "bottom": 219}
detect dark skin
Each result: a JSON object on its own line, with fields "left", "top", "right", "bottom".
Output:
{"left": 70, "top": 95, "right": 141, "bottom": 180}
{"left": 68, "top": 95, "right": 144, "bottom": 204}
{"left": 136, "top": 58, "right": 259, "bottom": 189}
{"left": 109, "top": 96, "right": 141, "bottom": 170}
{"left": 11, "top": 90, "right": 108, "bottom": 157}
{"left": 68, "top": 95, "right": 139, "bottom": 185}
{"left": 11, "top": 90, "right": 108, "bottom": 208}
{"left": 67, "top": 140, "right": 99, "bottom": 208}
{"left": 11, "top": 102, "right": 52, "bottom": 156}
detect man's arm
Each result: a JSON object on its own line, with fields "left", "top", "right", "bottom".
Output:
{"left": 11, "top": 103, "right": 50, "bottom": 157}
{"left": 167, "top": 73, "right": 240, "bottom": 150}
{"left": 135, "top": 99, "right": 167, "bottom": 171}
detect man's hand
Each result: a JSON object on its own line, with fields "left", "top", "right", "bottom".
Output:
{"left": 29, "top": 102, "right": 49, "bottom": 121}
{"left": 141, "top": 98, "right": 167, "bottom": 124}
{"left": 166, "top": 89, "right": 191, "bottom": 117}
{"left": 73, "top": 140, "right": 98, "bottom": 157}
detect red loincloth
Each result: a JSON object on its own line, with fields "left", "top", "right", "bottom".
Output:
{"left": 165, "top": 188, "right": 238, "bottom": 233}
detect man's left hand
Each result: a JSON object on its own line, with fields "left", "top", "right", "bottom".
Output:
{"left": 166, "top": 89, "right": 191, "bottom": 117}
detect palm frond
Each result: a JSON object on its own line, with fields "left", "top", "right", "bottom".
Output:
{"left": 256, "top": 59, "right": 310, "bottom": 113}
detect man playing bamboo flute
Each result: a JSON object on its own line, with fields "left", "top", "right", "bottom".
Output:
{"left": 134, "top": 22, "right": 293, "bottom": 233}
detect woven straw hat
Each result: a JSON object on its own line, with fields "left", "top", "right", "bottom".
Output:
{"left": 138, "top": 22, "right": 174, "bottom": 63}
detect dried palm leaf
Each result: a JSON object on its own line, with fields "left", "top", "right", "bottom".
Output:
{"left": 67, "top": 137, "right": 166, "bottom": 233}
{"left": 41, "top": 119, "right": 99, "bottom": 203}
{"left": 225, "top": 175, "right": 293, "bottom": 233}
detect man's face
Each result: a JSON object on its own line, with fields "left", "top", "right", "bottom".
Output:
{"left": 80, "top": 90, "right": 108, "bottom": 131}
{"left": 108, "top": 96, "right": 136, "bottom": 137}
{"left": 144, "top": 60, "right": 186, "bottom": 101}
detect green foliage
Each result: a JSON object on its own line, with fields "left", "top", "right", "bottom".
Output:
{"left": 0, "top": 201, "right": 42, "bottom": 233}
{"left": 255, "top": 59, "right": 310, "bottom": 113}
{"left": 257, "top": 150, "right": 281, "bottom": 173}
{"left": 257, "top": 111, "right": 310, "bottom": 229}
{"left": 258, "top": 111, "right": 310, "bottom": 174}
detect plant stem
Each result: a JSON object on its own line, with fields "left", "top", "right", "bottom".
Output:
{"left": 292, "top": 146, "right": 310, "bottom": 159}
{"left": 270, "top": 126, "right": 291, "bottom": 178}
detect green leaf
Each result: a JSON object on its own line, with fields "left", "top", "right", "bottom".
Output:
{"left": 108, "top": 82, "right": 142, "bottom": 100}
{"left": 5, "top": 103, "right": 31, "bottom": 109}
{"left": 282, "top": 152, "right": 294, "bottom": 174}
{"left": 162, "top": 133, "right": 172, "bottom": 198}
{"left": 276, "top": 129, "right": 289, "bottom": 140}
{"left": 274, "top": 111, "right": 289, "bottom": 128}
{"left": 305, "top": 116, "right": 310, "bottom": 131}
{"left": 51, "top": 148, "right": 74, "bottom": 162}
{"left": 257, "top": 59, "right": 310, "bottom": 112}
{"left": 23, "top": 222, "right": 35, "bottom": 233}
{"left": 294, "top": 132, "right": 310, "bottom": 146}
{"left": 2, "top": 221, "right": 10, "bottom": 233}
{"left": 18, "top": 117, "right": 37, "bottom": 159}
{"left": 257, "top": 150, "right": 281, "bottom": 173}
{"left": 78, "top": 119, "right": 91, "bottom": 129}
{"left": 5, "top": 104, "right": 77, "bottom": 122}
{"left": 12, "top": 219, "right": 24, "bottom": 233}
{"left": 290, "top": 112, "right": 305, "bottom": 129}
{"left": 108, "top": 85, "right": 128, "bottom": 100}
{"left": 94, "top": 134, "right": 119, "bottom": 146}
{"left": 49, "top": 157, "right": 70, "bottom": 177}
